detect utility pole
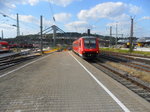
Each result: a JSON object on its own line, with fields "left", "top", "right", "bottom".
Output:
{"left": 110, "top": 25, "right": 123, "bottom": 46}
{"left": 52, "top": 25, "right": 56, "bottom": 47}
{"left": 17, "top": 13, "right": 20, "bottom": 36}
{"left": 87, "top": 29, "right": 90, "bottom": 35}
{"left": 40, "top": 15, "right": 43, "bottom": 54}
{"left": 115, "top": 23, "right": 118, "bottom": 47}
{"left": 121, "top": 34, "right": 123, "bottom": 38}
{"left": 130, "top": 17, "right": 134, "bottom": 52}
{"left": 109, "top": 26, "right": 112, "bottom": 47}
{"left": 70, "top": 33, "right": 71, "bottom": 45}
{"left": 1, "top": 30, "right": 3, "bottom": 39}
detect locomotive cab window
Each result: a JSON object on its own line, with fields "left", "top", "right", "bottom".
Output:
{"left": 1, "top": 45, "right": 8, "bottom": 48}
{"left": 84, "top": 38, "right": 96, "bottom": 49}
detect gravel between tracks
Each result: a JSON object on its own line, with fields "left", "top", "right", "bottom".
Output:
{"left": 106, "top": 61, "right": 150, "bottom": 83}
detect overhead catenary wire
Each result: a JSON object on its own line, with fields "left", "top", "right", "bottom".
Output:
{"left": 0, "top": 12, "right": 39, "bottom": 31}
{"left": 48, "top": 0, "right": 56, "bottom": 24}
{"left": 0, "top": 11, "right": 16, "bottom": 21}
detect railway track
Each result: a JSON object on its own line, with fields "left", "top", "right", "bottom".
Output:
{"left": 87, "top": 51, "right": 150, "bottom": 102}
{"left": 0, "top": 52, "right": 40, "bottom": 70}
{"left": 100, "top": 54, "right": 150, "bottom": 73}
{"left": 101, "top": 51, "right": 150, "bottom": 64}
{"left": 88, "top": 59, "right": 150, "bottom": 102}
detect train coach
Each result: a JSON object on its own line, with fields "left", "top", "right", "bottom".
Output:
{"left": 0, "top": 41, "right": 10, "bottom": 52}
{"left": 72, "top": 36, "right": 99, "bottom": 59}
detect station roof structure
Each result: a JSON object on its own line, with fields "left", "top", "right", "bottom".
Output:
{"left": 137, "top": 37, "right": 150, "bottom": 43}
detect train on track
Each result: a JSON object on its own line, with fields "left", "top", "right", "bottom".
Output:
{"left": 72, "top": 36, "right": 99, "bottom": 59}
{"left": 0, "top": 41, "right": 10, "bottom": 52}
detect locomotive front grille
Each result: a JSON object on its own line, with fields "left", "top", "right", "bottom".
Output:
{"left": 83, "top": 51, "right": 98, "bottom": 57}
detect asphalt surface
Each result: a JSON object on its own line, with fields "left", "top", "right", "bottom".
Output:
{"left": 0, "top": 51, "right": 149, "bottom": 112}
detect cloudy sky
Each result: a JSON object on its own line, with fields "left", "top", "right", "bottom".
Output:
{"left": 0, "top": 0, "right": 150, "bottom": 38}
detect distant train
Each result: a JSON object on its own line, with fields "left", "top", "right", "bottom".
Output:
{"left": 72, "top": 36, "right": 99, "bottom": 59}
{"left": 0, "top": 41, "right": 10, "bottom": 52}
{"left": 9, "top": 44, "right": 34, "bottom": 48}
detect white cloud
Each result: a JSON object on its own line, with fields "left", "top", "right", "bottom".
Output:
{"left": 77, "top": 2, "right": 141, "bottom": 21}
{"left": 129, "top": 4, "right": 141, "bottom": 14}
{"left": 0, "top": 0, "right": 18, "bottom": 10}
{"left": 10, "top": 14, "right": 53, "bottom": 26}
{"left": 47, "top": 0, "right": 79, "bottom": 7}
{"left": 76, "top": 2, "right": 143, "bottom": 37}
{"left": 28, "top": 0, "right": 40, "bottom": 6}
{"left": 11, "top": 4, "right": 16, "bottom": 8}
{"left": 19, "top": 15, "right": 39, "bottom": 24}
{"left": 65, "top": 21, "right": 93, "bottom": 32}
{"left": 20, "top": 15, "right": 54, "bottom": 31}
{"left": 0, "top": 0, "right": 78, "bottom": 10}
{"left": 111, "top": 13, "right": 130, "bottom": 22}
{"left": 141, "top": 16, "right": 150, "bottom": 20}
{"left": 54, "top": 13, "right": 71, "bottom": 22}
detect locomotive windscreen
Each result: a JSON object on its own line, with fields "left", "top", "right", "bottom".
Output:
{"left": 0, "top": 44, "right": 8, "bottom": 48}
{"left": 84, "top": 38, "right": 96, "bottom": 49}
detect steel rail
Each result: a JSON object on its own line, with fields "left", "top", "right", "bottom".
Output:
{"left": 88, "top": 60, "right": 150, "bottom": 102}
{"left": 100, "top": 54, "right": 150, "bottom": 73}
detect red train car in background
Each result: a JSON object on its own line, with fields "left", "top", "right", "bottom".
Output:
{"left": 0, "top": 41, "right": 10, "bottom": 52}
{"left": 72, "top": 36, "right": 99, "bottom": 59}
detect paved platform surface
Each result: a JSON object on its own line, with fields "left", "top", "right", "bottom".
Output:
{"left": 0, "top": 51, "right": 149, "bottom": 112}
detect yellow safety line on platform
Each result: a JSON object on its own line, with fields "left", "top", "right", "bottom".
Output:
{"left": 43, "top": 49, "right": 58, "bottom": 54}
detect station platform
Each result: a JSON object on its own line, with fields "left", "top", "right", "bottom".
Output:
{"left": 0, "top": 51, "right": 149, "bottom": 112}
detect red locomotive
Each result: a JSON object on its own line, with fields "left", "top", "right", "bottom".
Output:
{"left": 72, "top": 36, "right": 99, "bottom": 58}
{"left": 0, "top": 41, "right": 10, "bottom": 52}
